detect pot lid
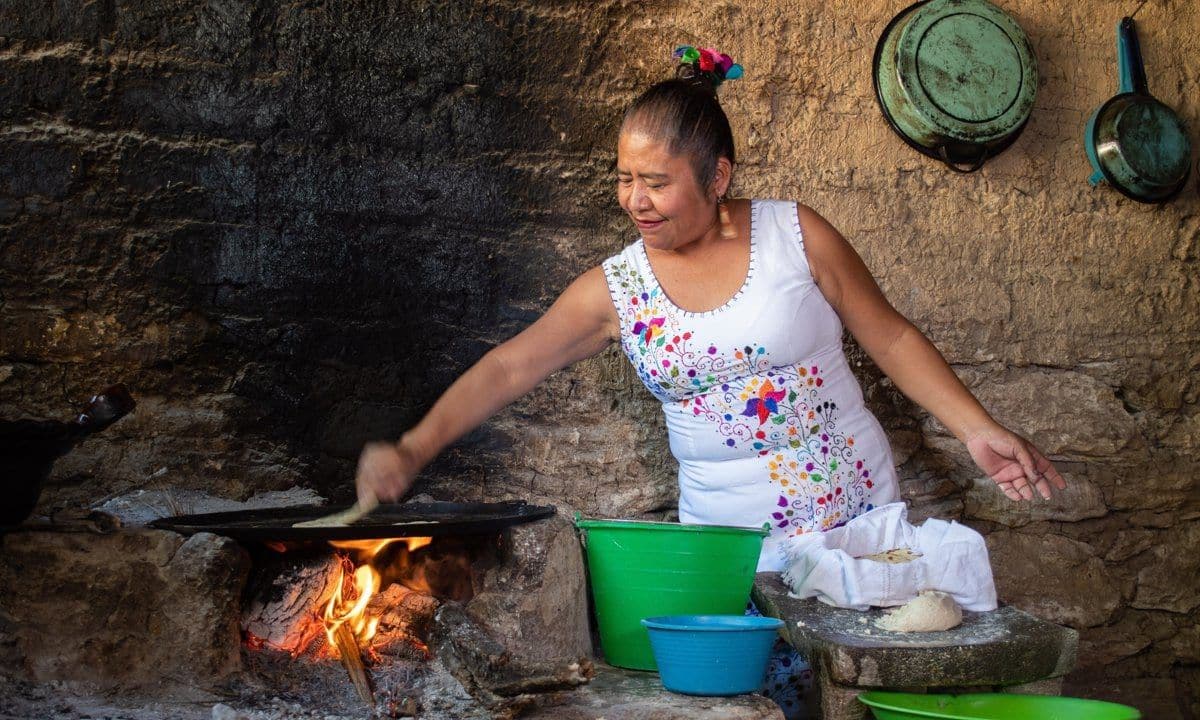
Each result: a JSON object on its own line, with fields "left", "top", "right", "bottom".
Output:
{"left": 896, "top": 0, "right": 1037, "bottom": 141}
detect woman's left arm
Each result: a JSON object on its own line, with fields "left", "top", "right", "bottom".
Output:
{"left": 798, "top": 205, "right": 1066, "bottom": 501}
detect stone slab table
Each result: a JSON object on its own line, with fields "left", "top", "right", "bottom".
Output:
{"left": 752, "top": 573, "right": 1077, "bottom": 720}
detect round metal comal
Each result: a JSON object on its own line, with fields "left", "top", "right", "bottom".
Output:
{"left": 874, "top": 0, "right": 1038, "bottom": 170}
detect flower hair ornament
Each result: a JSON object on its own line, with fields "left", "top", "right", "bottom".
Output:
{"left": 673, "top": 45, "right": 744, "bottom": 87}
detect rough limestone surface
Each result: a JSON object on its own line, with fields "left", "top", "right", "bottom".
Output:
{"left": 427, "top": 510, "right": 593, "bottom": 711}
{"left": 963, "top": 475, "right": 1109, "bottom": 526}
{"left": 463, "top": 510, "right": 592, "bottom": 663}
{"left": 0, "top": 529, "right": 248, "bottom": 692}
{"left": 985, "top": 530, "right": 1122, "bottom": 628}
{"left": 1130, "top": 521, "right": 1200, "bottom": 614}
{"left": 0, "top": 0, "right": 1196, "bottom": 712}
{"left": 1074, "top": 611, "right": 1176, "bottom": 671}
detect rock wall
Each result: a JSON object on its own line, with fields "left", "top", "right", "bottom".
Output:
{"left": 0, "top": 530, "right": 248, "bottom": 692}
{"left": 0, "top": 0, "right": 1196, "bottom": 714}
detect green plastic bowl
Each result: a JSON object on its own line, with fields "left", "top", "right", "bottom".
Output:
{"left": 858, "top": 691, "right": 1142, "bottom": 720}
{"left": 575, "top": 517, "right": 767, "bottom": 671}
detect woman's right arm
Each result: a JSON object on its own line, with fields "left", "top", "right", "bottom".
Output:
{"left": 356, "top": 265, "right": 619, "bottom": 505}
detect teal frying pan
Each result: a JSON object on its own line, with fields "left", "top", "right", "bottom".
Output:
{"left": 1085, "top": 17, "right": 1191, "bottom": 203}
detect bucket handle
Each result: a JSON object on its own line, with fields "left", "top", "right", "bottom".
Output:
{"left": 573, "top": 511, "right": 586, "bottom": 547}
{"left": 938, "top": 144, "right": 988, "bottom": 173}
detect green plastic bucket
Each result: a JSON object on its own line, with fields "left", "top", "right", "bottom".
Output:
{"left": 858, "top": 691, "right": 1142, "bottom": 720}
{"left": 574, "top": 517, "right": 768, "bottom": 671}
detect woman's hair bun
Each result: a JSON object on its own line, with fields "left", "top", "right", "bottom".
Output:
{"left": 673, "top": 45, "right": 744, "bottom": 90}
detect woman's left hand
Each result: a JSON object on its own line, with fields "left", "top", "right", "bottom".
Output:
{"left": 965, "top": 424, "right": 1067, "bottom": 501}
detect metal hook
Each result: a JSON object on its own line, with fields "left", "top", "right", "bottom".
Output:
{"left": 1130, "top": 0, "right": 1149, "bottom": 19}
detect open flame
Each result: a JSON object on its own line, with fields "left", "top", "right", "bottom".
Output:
{"left": 322, "top": 537, "right": 433, "bottom": 656}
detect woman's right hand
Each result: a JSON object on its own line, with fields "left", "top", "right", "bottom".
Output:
{"left": 354, "top": 435, "right": 424, "bottom": 506}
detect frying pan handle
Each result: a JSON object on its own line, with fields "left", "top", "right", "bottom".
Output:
{"left": 1117, "top": 17, "right": 1149, "bottom": 95}
{"left": 937, "top": 144, "right": 988, "bottom": 173}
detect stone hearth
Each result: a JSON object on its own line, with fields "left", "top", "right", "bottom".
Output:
{"left": 0, "top": 500, "right": 782, "bottom": 720}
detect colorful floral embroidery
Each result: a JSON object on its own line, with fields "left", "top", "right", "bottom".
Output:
{"left": 690, "top": 365, "right": 875, "bottom": 534}
{"left": 607, "top": 258, "right": 766, "bottom": 401}
{"left": 604, "top": 251, "right": 876, "bottom": 539}
{"left": 742, "top": 378, "right": 787, "bottom": 425}
{"left": 631, "top": 317, "right": 665, "bottom": 345}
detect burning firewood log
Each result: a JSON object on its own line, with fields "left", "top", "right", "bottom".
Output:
{"left": 241, "top": 552, "right": 342, "bottom": 656}
{"left": 330, "top": 622, "right": 375, "bottom": 709}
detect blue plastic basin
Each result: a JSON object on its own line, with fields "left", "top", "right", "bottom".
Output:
{"left": 641, "top": 615, "right": 784, "bottom": 696}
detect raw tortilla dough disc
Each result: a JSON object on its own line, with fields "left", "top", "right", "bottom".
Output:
{"left": 292, "top": 498, "right": 378, "bottom": 528}
{"left": 860, "top": 547, "right": 922, "bottom": 564}
{"left": 876, "top": 590, "right": 962, "bottom": 632}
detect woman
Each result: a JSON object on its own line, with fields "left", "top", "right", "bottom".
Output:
{"left": 355, "top": 47, "right": 1065, "bottom": 533}
{"left": 356, "top": 45, "right": 1065, "bottom": 717}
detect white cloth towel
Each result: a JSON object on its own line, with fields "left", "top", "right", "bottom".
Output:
{"left": 779, "top": 502, "right": 998, "bottom": 611}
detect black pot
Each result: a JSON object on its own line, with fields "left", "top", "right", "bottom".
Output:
{"left": 1, "top": 385, "right": 135, "bottom": 527}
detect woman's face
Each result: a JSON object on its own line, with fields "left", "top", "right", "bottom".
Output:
{"left": 616, "top": 129, "right": 726, "bottom": 252}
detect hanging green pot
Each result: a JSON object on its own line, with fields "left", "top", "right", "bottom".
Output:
{"left": 873, "top": 0, "right": 1038, "bottom": 172}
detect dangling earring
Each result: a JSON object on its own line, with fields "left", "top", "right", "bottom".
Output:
{"left": 717, "top": 195, "right": 736, "bottom": 239}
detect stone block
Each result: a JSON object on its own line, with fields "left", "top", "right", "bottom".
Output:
{"left": 0, "top": 135, "right": 79, "bottom": 200}
{"left": 923, "top": 369, "right": 1141, "bottom": 461}
{"left": 1103, "top": 463, "right": 1196, "bottom": 512}
{"left": 814, "top": 673, "right": 869, "bottom": 720}
{"left": 1126, "top": 508, "right": 1185, "bottom": 528}
{"left": 104, "top": 394, "right": 240, "bottom": 440}
{"left": 0, "top": 0, "right": 109, "bottom": 42}
{"left": 114, "top": 139, "right": 258, "bottom": 223}
{"left": 986, "top": 530, "right": 1121, "bottom": 627}
{"left": 1075, "top": 612, "right": 1175, "bottom": 670}
{"left": 1105, "top": 529, "right": 1158, "bottom": 562}
{"left": 0, "top": 529, "right": 248, "bottom": 692}
{"left": 1169, "top": 624, "right": 1200, "bottom": 664}
{"left": 1002, "top": 677, "right": 1063, "bottom": 695}
{"left": 1131, "top": 521, "right": 1200, "bottom": 613}
{"left": 1065, "top": 676, "right": 1183, "bottom": 720}
{"left": 1176, "top": 666, "right": 1200, "bottom": 720}
{"left": 463, "top": 511, "right": 591, "bottom": 663}
{"left": 426, "top": 511, "right": 593, "bottom": 711}
{"left": 0, "top": 53, "right": 88, "bottom": 126}
{"left": 963, "top": 474, "right": 1108, "bottom": 526}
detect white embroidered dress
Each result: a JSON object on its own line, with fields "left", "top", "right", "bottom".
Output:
{"left": 602, "top": 199, "right": 899, "bottom": 571}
